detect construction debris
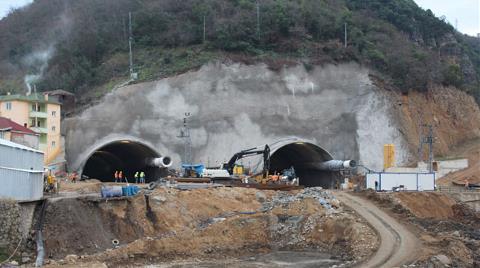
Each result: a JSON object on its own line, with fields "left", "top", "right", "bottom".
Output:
{"left": 32, "top": 186, "right": 377, "bottom": 267}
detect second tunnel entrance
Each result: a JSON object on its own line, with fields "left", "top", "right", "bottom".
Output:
{"left": 269, "top": 141, "right": 342, "bottom": 188}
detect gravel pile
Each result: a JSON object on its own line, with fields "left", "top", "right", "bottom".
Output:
{"left": 261, "top": 187, "right": 340, "bottom": 213}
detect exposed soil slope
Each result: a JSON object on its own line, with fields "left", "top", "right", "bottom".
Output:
{"left": 391, "top": 86, "right": 480, "bottom": 162}
{"left": 361, "top": 190, "right": 480, "bottom": 267}
{"left": 393, "top": 192, "right": 457, "bottom": 219}
{"left": 437, "top": 137, "right": 480, "bottom": 186}
{"left": 41, "top": 187, "right": 378, "bottom": 267}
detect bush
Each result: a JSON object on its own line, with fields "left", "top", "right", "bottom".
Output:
{"left": 443, "top": 64, "right": 464, "bottom": 88}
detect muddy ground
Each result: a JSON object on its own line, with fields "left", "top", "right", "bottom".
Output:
{"left": 36, "top": 185, "right": 378, "bottom": 267}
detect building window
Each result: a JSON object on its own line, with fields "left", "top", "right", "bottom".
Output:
{"left": 52, "top": 126, "right": 56, "bottom": 132}
{"left": 37, "top": 121, "right": 41, "bottom": 127}
{"left": 52, "top": 141, "right": 56, "bottom": 147}
{"left": 32, "top": 104, "right": 40, "bottom": 112}
{"left": 31, "top": 119, "right": 35, "bottom": 127}
{"left": 52, "top": 111, "right": 57, "bottom": 117}
{"left": 5, "top": 102, "right": 12, "bottom": 110}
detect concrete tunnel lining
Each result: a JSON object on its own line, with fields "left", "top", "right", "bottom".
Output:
{"left": 269, "top": 141, "right": 342, "bottom": 188}
{"left": 80, "top": 138, "right": 345, "bottom": 187}
{"left": 81, "top": 140, "right": 162, "bottom": 182}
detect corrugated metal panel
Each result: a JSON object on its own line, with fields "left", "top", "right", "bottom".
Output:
{"left": 0, "top": 140, "right": 44, "bottom": 201}
{"left": 0, "top": 141, "right": 43, "bottom": 170}
{"left": 0, "top": 138, "right": 42, "bottom": 153}
{"left": 0, "top": 167, "right": 43, "bottom": 201}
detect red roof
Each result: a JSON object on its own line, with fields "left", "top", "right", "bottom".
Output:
{"left": 0, "top": 117, "right": 37, "bottom": 134}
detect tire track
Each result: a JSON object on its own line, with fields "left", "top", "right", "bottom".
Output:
{"left": 334, "top": 192, "right": 421, "bottom": 268}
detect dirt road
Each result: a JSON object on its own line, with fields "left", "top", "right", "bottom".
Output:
{"left": 334, "top": 192, "right": 421, "bottom": 268}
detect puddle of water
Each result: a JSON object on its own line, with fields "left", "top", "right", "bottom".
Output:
{"left": 146, "top": 251, "right": 343, "bottom": 268}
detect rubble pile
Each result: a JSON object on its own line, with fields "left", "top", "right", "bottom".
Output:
{"left": 255, "top": 187, "right": 377, "bottom": 264}
{"left": 35, "top": 187, "right": 379, "bottom": 267}
{"left": 261, "top": 187, "right": 340, "bottom": 213}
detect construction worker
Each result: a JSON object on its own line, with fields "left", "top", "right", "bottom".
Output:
{"left": 69, "top": 172, "right": 78, "bottom": 183}
{"left": 47, "top": 172, "right": 55, "bottom": 192}
{"left": 118, "top": 171, "right": 123, "bottom": 183}
{"left": 114, "top": 171, "right": 119, "bottom": 183}
{"left": 134, "top": 171, "right": 139, "bottom": 184}
{"left": 140, "top": 171, "right": 145, "bottom": 184}
{"left": 271, "top": 172, "right": 279, "bottom": 183}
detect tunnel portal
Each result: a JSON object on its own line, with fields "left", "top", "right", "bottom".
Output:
{"left": 269, "top": 142, "right": 342, "bottom": 188}
{"left": 82, "top": 140, "right": 162, "bottom": 182}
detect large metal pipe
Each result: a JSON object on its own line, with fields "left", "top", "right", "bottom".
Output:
{"left": 147, "top": 156, "right": 173, "bottom": 168}
{"left": 297, "top": 160, "right": 356, "bottom": 171}
{"left": 316, "top": 160, "right": 356, "bottom": 171}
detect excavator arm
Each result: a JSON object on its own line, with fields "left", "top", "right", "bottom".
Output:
{"left": 224, "top": 145, "right": 270, "bottom": 177}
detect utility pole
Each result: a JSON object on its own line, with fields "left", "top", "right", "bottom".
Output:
{"left": 418, "top": 124, "right": 434, "bottom": 172}
{"left": 128, "top": 12, "right": 135, "bottom": 80}
{"left": 122, "top": 17, "right": 127, "bottom": 42}
{"left": 344, "top": 23, "right": 347, "bottom": 48}
{"left": 203, "top": 15, "right": 206, "bottom": 43}
{"left": 177, "top": 112, "right": 192, "bottom": 164}
{"left": 256, "top": 1, "right": 260, "bottom": 41}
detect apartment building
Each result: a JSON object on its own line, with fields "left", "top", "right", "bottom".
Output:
{"left": 0, "top": 93, "right": 61, "bottom": 164}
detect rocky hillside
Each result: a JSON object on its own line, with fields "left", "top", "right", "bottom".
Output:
{"left": 0, "top": 0, "right": 478, "bottom": 105}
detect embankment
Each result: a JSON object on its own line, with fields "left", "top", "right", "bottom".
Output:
{"left": 41, "top": 187, "right": 377, "bottom": 266}
{"left": 362, "top": 190, "right": 480, "bottom": 267}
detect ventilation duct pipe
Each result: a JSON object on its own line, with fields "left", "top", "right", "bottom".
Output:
{"left": 147, "top": 156, "right": 173, "bottom": 168}
{"left": 316, "top": 160, "right": 356, "bottom": 171}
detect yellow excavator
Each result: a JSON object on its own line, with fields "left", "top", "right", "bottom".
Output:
{"left": 223, "top": 145, "right": 298, "bottom": 185}
{"left": 221, "top": 145, "right": 271, "bottom": 183}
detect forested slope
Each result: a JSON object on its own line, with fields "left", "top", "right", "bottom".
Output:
{"left": 0, "top": 0, "right": 478, "bottom": 103}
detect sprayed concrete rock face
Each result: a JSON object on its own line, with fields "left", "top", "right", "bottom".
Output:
{"left": 66, "top": 62, "right": 409, "bottom": 173}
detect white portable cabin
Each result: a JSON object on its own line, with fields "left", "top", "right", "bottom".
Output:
{"left": 366, "top": 172, "right": 435, "bottom": 191}
{"left": 0, "top": 139, "right": 44, "bottom": 201}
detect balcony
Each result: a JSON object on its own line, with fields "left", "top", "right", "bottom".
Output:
{"left": 29, "top": 111, "right": 48, "bottom": 118}
{"left": 38, "top": 143, "right": 47, "bottom": 151}
{"left": 31, "top": 127, "right": 48, "bottom": 134}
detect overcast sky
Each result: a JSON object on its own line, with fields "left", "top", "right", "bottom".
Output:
{"left": 414, "top": 0, "right": 479, "bottom": 36}
{"left": 0, "top": 0, "right": 32, "bottom": 19}
{"left": 0, "top": 0, "right": 478, "bottom": 36}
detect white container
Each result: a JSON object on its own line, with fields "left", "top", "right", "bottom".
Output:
{"left": 201, "top": 169, "right": 230, "bottom": 178}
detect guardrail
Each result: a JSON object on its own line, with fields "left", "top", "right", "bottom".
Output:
{"left": 436, "top": 185, "right": 479, "bottom": 193}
